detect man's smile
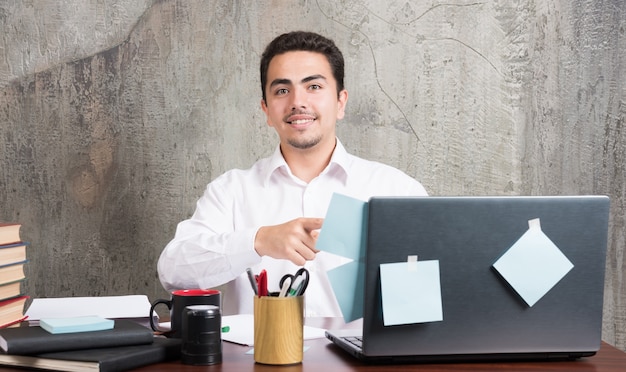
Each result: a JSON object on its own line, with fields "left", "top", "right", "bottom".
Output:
{"left": 285, "top": 112, "right": 317, "bottom": 127}
{"left": 289, "top": 119, "right": 314, "bottom": 125}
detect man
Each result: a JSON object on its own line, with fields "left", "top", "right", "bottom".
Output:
{"left": 158, "top": 31, "right": 428, "bottom": 317}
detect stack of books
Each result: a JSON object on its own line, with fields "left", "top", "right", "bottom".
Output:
{"left": 0, "top": 318, "right": 181, "bottom": 371}
{"left": 0, "top": 223, "right": 28, "bottom": 328}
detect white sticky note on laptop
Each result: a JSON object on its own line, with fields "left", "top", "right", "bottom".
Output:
{"left": 379, "top": 258, "right": 443, "bottom": 326}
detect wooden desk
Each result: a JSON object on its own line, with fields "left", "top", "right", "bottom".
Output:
{"left": 138, "top": 318, "right": 626, "bottom": 372}
{"left": 139, "top": 340, "right": 625, "bottom": 372}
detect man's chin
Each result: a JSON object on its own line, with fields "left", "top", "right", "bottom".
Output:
{"left": 288, "top": 137, "right": 322, "bottom": 150}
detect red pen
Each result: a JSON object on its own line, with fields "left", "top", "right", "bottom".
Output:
{"left": 256, "top": 269, "right": 268, "bottom": 297}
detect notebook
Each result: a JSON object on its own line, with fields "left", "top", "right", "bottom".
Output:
{"left": 326, "top": 196, "right": 610, "bottom": 363}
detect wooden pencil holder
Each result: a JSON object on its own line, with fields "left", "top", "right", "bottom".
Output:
{"left": 253, "top": 295, "right": 304, "bottom": 365}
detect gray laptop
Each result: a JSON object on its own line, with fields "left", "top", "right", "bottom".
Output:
{"left": 326, "top": 196, "right": 610, "bottom": 363}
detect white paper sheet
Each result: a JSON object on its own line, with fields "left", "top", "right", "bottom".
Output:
{"left": 25, "top": 295, "right": 152, "bottom": 320}
{"left": 220, "top": 314, "right": 327, "bottom": 346}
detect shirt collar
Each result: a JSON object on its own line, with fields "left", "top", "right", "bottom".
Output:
{"left": 262, "top": 138, "right": 350, "bottom": 186}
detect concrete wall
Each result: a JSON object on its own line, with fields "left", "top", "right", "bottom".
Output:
{"left": 1, "top": 0, "right": 624, "bottom": 350}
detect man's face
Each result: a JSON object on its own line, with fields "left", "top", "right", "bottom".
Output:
{"left": 261, "top": 51, "right": 348, "bottom": 151}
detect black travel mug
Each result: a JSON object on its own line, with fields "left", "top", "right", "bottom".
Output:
{"left": 181, "top": 304, "right": 222, "bottom": 365}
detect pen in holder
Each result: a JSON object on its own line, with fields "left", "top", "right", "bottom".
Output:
{"left": 253, "top": 295, "right": 304, "bottom": 365}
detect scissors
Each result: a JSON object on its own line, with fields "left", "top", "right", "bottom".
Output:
{"left": 279, "top": 268, "right": 310, "bottom": 296}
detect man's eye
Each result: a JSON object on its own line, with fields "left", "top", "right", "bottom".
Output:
{"left": 309, "top": 84, "right": 321, "bottom": 90}
{"left": 276, "top": 88, "right": 288, "bottom": 95}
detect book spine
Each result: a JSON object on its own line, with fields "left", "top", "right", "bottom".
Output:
{"left": 0, "top": 242, "right": 28, "bottom": 249}
{"left": 0, "top": 295, "right": 28, "bottom": 307}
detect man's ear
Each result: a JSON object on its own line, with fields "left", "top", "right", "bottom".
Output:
{"left": 336, "top": 89, "right": 348, "bottom": 120}
{"left": 260, "top": 98, "right": 273, "bottom": 127}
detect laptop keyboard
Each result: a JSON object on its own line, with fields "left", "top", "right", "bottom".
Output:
{"left": 344, "top": 336, "right": 363, "bottom": 349}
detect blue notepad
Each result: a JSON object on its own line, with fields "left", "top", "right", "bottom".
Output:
{"left": 40, "top": 316, "right": 115, "bottom": 334}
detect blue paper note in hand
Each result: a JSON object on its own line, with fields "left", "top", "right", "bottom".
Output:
{"left": 379, "top": 259, "right": 443, "bottom": 326}
{"left": 316, "top": 193, "right": 368, "bottom": 322}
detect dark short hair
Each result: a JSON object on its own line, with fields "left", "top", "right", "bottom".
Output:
{"left": 260, "top": 31, "right": 345, "bottom": 102}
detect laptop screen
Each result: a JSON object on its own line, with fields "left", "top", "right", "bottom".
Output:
{"left": 360, "top": 196, "right": 609, "bottom": 359}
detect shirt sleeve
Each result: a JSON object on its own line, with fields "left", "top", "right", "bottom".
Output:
{"left": 157, "top": 178, "right": 262, "bottom": 291}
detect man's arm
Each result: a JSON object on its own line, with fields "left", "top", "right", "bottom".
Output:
{"left": 157, "top": 182, "right": 322, "bottom": 291}
{"left": 157, "top": 176, "right": 260, "bottom": 291}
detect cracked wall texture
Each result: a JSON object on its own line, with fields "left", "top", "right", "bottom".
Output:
{"left": 1, "top": 0, "right": 625, "bottom": 351}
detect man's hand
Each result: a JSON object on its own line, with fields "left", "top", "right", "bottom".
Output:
{"left": 254, "top": 217, "right": 323, "bottom": 266}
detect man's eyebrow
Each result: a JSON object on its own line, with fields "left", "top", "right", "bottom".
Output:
{"left": 269, "top": 74, "right": 327, "bottom": 88}
{"left": 269, "top": 78, "right": 292, "bottom": 88}
{"left": 302, "top": 74, "right": 327, "bottom": 83}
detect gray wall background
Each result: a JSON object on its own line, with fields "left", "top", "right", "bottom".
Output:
{"left": 1, "top": 0, "right": 624, "bottom": 351}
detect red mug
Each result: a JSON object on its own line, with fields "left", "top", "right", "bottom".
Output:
{"left": 150, "top": 289, "right": 221, "bottom": 338}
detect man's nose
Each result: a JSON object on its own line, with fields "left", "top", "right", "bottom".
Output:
{"left": 290, "top": 86, "right": 307, "bottom": 110}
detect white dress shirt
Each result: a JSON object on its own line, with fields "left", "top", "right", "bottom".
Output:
{"left": 157, "top": 139, "right": 428, "bottom": 317}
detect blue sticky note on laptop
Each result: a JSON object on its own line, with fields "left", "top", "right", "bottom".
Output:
{"left": 492, "top": 218, "right": 574, "bottom": 307}
{"left": 40, "top": 315, "right": 115, "bottom": 334}
{"left": 379, "top": 258, "right": 443, "bottom": 326}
